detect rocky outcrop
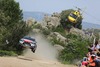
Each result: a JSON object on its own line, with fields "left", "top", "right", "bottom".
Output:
{"left": 70, "top": 28, "right": 87, "bottom": 38}
{"left": 69, "top": 27, "right": 96, "bottom": 40}
{"left": 42, "top": 13, "right": 60, "bottom": 29}
{"left": 26, "top": 17, "right": 37, "bottom": 26}
{"left": 70, "top": 28, "right": 85, "bottom": 36}
{"left": 54, "top": 44, "right": 64, "bottom": 51}
{"left": 50, "top": 32, "right": 67, "bottom": 44}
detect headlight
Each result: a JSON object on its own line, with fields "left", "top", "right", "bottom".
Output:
{"left": 19, "top": 40, "right": 24, "bottom": 44}
{"left": 30, "top": 43, "right": 35, "bottom": 47}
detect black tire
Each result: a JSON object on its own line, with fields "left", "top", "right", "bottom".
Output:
{"left": 30, "top": 43, "right": 37, "bottom": 53}
{"left": 31, "top": 48, "right": 35, "bottom": 53}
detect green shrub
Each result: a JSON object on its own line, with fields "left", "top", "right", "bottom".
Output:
{"left": 32, "top": 24, "right": 42, "bottom": 29}
{"left": 42, "top": 29, "right": 50, "bottom": 35}
{"left": 50, "top": 37, "right": 65, "bottom": 46}
{"left": 59, "top": 34, "right": 89, "bottom": 64}
{"left": 0, "top": 50, "right": 17, "bottom": 56}
{"left": 52, "top": 25, "right": 66, "bottom": 37}
{"left": 66, "top": 33, "right": 78, "bottom": 39}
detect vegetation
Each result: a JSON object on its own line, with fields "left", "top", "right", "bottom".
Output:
{"left": 0, "top": 0, "right": 31, "bottom": 55}
{"left": 52, "top": 25, "right": 66, "bottom": 37}
{"left": 50, "top": 37, "right": 65, "bottom": 46}
{"left": 0, "top": 50, "right": 17, "bottom": 56}
{"left": 42, "top": 28, "right": 51, "bottom": 35}
{"left": 59, "top": 34, "right": 90, "bottom": 64}
{"left": 32, "top": 23, "right": 42, "bottom": 29}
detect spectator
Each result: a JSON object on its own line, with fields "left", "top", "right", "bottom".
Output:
{"left": 95, "top": 52, "right": 100, "bottom": 67}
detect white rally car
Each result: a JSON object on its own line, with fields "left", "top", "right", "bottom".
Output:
{"left": 19, "top": 36, "right": 37, "bottom": 53}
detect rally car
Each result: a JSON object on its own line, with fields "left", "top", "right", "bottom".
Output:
{"left": 19, "top": 36, "right": 37, "bottom": 53}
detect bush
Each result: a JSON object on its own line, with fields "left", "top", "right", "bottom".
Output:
{"left": 32, "top": 23, "right": 42, "bottom": 29}
{"left": 50, "top": 37, "right": 64, "bottom": 46}
{"left": 59, "top": 34, "right": 89, "bottom": 64}
{"left": 42, "top": 29, "right": 50, "bottom": 35}
{"left": 52, "top": 25, "right": 66, "bottom": 37}
{"left": 0, "top": 50, "right": 17, "bottom": 56}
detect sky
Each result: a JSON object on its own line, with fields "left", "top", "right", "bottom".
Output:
{"left": 15, "top": 0, "right": 100, "bottom": 25}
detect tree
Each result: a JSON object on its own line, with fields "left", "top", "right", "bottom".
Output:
{"left": 0, "top": 0, "right": 31, "bottom": 54}
{"left": 0, "top": 0, "right": 23, "bottom": 27}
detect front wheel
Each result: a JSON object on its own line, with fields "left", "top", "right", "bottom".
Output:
{"left": 31, "top": 48, "right": 35, "bottom": 53}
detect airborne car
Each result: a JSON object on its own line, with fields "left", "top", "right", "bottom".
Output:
{"left": 19, "top": 36, "right": 37, "bottom": 53}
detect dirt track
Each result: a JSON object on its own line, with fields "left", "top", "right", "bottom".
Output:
{"left": 0, "top": 57, "right": 76, "bottom": 67}
{"left": 0, "top": 33, "right": 77, "bottom": 67}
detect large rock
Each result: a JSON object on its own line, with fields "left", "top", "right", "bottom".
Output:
{"left": 42, "top": 13, "right": 60, "bottom": 29}
{"left": 70, "top": 28, "right": 86, "bottom": 38}
{"left": 70, "top": 28, "right": 96, "bottom": 40}
{"left": 26, "top": 17, "right": 36, "bottom": 26}
{"left": 50, "top": 32, "right": 67, "bottom": 44}
{"left": 54, "top": 44, "right": 64, "bottom": 51}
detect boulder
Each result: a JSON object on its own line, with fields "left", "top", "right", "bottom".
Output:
{"left": 70, "top": 28, "right": 86, "bottom": 38}
{"left": 42, "top": 13, "right": 60, "bottom": 29}
{"left": 51, "top": 32, "right": 67, "bottom": 44}
{"left": 54, "top": 44, "right": 64, "bottom": 51}
{"left": 26, "top": 18, "right": 36, "bottom": 26}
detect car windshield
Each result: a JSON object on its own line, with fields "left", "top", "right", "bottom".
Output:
{"left": 70, "top": 13, "right": 77, "bottom": 19}
{"left": 23, "top": 36, "right": 35, "bottom": 41}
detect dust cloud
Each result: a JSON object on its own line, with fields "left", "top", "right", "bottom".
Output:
{"left": 23, "top": 33, "right": 58, "bottom": 61}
